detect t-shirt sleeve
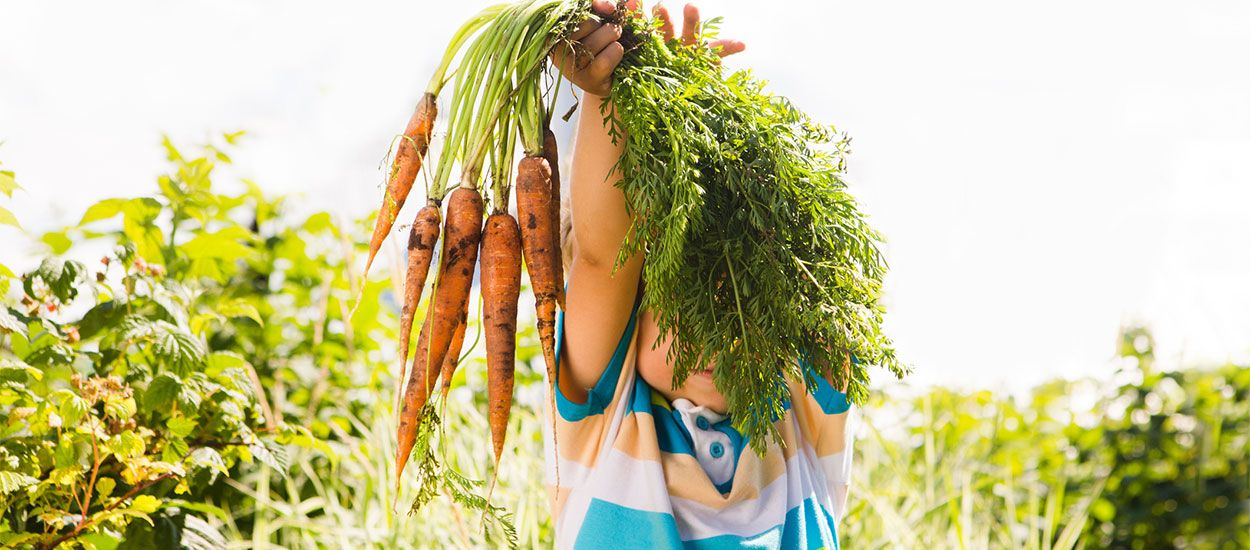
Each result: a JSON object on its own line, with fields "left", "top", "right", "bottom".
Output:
{"left": 793, "top": 361, "right": 856, "bottom": 522}
{"left": 553, "top": 302, "right": 639, "bottom": 422}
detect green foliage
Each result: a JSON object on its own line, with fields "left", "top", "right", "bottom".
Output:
{"left": 0, "top": 252, "right": 275, "bottom": 548}
{"left": 605, "top": 11, "right": 905, "bottom": 451}
{"left": 1078, "top": 327, "right": 1250, "bottom": 548}
{"left": 0, "top": 137, "right": 359, "bottom": 548}
{"left": 843, "top": 324, "right": 1250, "bottom": 549}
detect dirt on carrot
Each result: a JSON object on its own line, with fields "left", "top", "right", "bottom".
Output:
{"left": 395, "top": 186, "right": 482, "bottom": 485}
{"left": 541, "top": 127, "right": 565, "bottom": 309}
{"left": 480, "top": 212, "right": 522, "bottom": 463}
{"left": 396, "top": 203, "right": 441, "bottom": 410}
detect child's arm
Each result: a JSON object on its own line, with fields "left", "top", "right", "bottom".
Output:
{"left": 551, "top": 1, "right": 640, "bottom": 402}
{"left": 551, "top": 2, "right": 745, "bottom": 401}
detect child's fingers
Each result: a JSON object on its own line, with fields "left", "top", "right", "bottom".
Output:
{"left": 708, "top": 39, "right": 746, "bottom": 57}
{"left": 580, "top": 23, "right": 622, "bottom": 57}
{"left": 589, "top": 42, "right": 625, "bottom": 80}
{"left": 567, "top": 19, "right": 601, "bottom": 42}
{"left": 681, "top": 3, "right": 700, "bottom": 46}
{"left": 591, "top": 0, "right": 615, "bottom": 16}
{"left": 654, "top": 4, "right": 676, "bottom": 42}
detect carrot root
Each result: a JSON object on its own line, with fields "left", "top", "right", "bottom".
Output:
{"left": 395, "top": 186, "right": 482, "bottom": 491}
{"left": 516, "top": 154, "right": 561, "bottom": 486}
{"left": 363, "top": 92, "right": 438, "bottom": 284}
{"left": 438, "top": 315, "right": 469, "bottom": 403}
{"left": 541, "top": 127, "right": 565, "bottom": 309}
{"left": 395, "top": 204, "right": 442, "bottom": 411}
{"left": 481, "top": 213, "right": 522, "bottom": 464}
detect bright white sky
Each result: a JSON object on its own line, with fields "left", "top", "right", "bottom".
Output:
{"left": 3, "top": 0, "right": 1249, "bottom": 391}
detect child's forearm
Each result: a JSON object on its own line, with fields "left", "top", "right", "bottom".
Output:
{"left": 558, "top": 93, "right": 645, "bottom": 397}
{"left": 570, "top": 93, "right": 640, "bottom": 271}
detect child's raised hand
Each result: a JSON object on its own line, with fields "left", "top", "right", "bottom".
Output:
{"left": 551, "top": 0, "right": 630, "bottom": 97}
{"left": 653, "top": 3, "right": 746, "bottom": 59}
{"left": 551, "top": 1, "right": 746, "bottom": 97}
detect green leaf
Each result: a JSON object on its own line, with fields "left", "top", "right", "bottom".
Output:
{"left": 248, "top": 442, "right": 287, "bottom": 472}
{"left": 95, "top": 476, "right": 117, "bottom": 499}
{"left": 24, "top": 342, "right": 75, "bottom": 367}
{"left": 79, "top": 301, "right": 124, "bottom": 341}
{"left": 0, "top": 206, "right": 18, "bottom": 229}
{"left": 41, "top": 230, "right": 73, "bottom": 254}
{"left": 161, "top": 135, "right": 184, "bottom": 162}
{"left": 302, "top": 212, "right": 340, "bottom": 237}
{"left": 0, "top": 357, "right": 40, "bottom": 382}
{"left": 79, "top": 198, "right": 127, "bottom": 226}
{"left": 126, "top": 225, "right": 166, "bottom": 263}
{"left": 217, "top": 298, "right": 262, "bottom": 326}
{"left": 151, "top": 287, "right": 190, "bottom": 328}
{"left": 0, "top": 169, "right": 19, "bottom": 197}
{"left": 180, "top": 228, "right": 254, "bottom": 260}
{"left": 105, "top": 396, "right": 138, "bottom": 421}
{"left": 0, "top": 471, "right": 38, "bottom": 494}
{"left": 166, "top": 416, "right": 197, "bottom": 438}
{"left": 144, "top": 373, "right": 182, "bottom": 411}
{"left": 80, "top": 532, "right": 122, "bottom": 550}
{"left": 24, "top": 258, "right": 87, "bottom": 303}
{"left": 130, "top": 494, "right": 161, "bottom": 514}
{"left": 54, "top": 437, "right": 78, "bottom": 468}
{"left": 60, "top": 393, "right": 90, "bottom": 426}
{"left": 162, "top": 437, "right": 189, "bottom": 463}
{"left": 109, "top": 430, "right": 146, "bottom": 459}
{"left": 121, "top": 318, "right": 206, "bottom": 375}
{"left": 0, "top": 307, "right": 27, "bottom": 337}
{"left": 179, "top": 514, "right": 228, "bottom": 550}
{"left": 205, "top": 351, "right": 246, "bottom": 372}
{"left": 122, "top": 197, "right": 162, "bottom": 222}
{"left": 189, "top": 447, "right": 227, "bottom": 475}
{"left": 0, "top": 533, "right": 41, "bottom": 549}
{"left": 189, "top": 310, "right": 222, "bottom": 334}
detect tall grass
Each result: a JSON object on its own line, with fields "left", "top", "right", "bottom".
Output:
{"left": 842, "top": 389, "right": 1105, "bottom": 549}
{"left": 209, "top": 317, "right": 1248, "bottom": 549}
{"left": 207, "top": 298, "right": 553, "bottom": 549}
{"left": 213, "top": 386, "right": 1106, "bottom": 549}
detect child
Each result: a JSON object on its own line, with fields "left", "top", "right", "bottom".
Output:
{"left": 547, "top": 2, "right": 855, "bottom": 547}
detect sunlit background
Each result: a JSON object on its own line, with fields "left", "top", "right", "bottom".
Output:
{"left": 3, "top": 0, "right": 1249, "bottom": 391}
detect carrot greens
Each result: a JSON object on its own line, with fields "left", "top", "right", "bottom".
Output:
{"left": 604, "top": 10, "right": 908, "bottom": 450}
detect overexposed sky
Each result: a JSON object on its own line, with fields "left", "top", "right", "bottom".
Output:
{"left": 2, "top": 0, "right": 1249, "bottom": 390}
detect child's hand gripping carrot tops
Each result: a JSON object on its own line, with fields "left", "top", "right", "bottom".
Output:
{"left": 548, "top": 2, "right": 853, "bottom": 548}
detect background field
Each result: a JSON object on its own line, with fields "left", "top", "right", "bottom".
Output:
{"left": 0, "top": 145, "right": 1246, "bottom": 547}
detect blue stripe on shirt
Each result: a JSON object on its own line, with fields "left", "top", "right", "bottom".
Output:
{"left": 573, "top": 497, "right": 840, "bottom": 549}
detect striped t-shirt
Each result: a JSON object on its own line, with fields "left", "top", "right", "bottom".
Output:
{"left": 545, "top": 304, "right": 856, "bottom": 549}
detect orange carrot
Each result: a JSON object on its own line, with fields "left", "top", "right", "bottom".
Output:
{"left": 395, "top": 204, "right": 441, "bottom": 411}
{"left": 395, "top": 314, "right": 434, "bottom": 489}
{"left": 541, "top": 127, "right": 565, "bottom": 309}
{"left": 395, "top": 186, "right": 483, "bottom": 485}
{"left": 365, "top": 92, "right": 437, "bottom": 281}
{"left": 438, "top": 315, "right": 468, "bottom": 401}
{"left": 480, "top": 212, "right": 521, "bottom": 463}
{"left": 516, "top": 156, "right": 559, "bottom": 381}
{"left": 516, "top": 155, "right": 560, "bottom": 480}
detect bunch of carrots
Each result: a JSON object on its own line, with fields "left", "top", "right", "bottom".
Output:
{"left": 355, "top": 0, "right": 583, "bottom": 501}
{"left": 364, "top": 0, "right": 905, "bottom": 518}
